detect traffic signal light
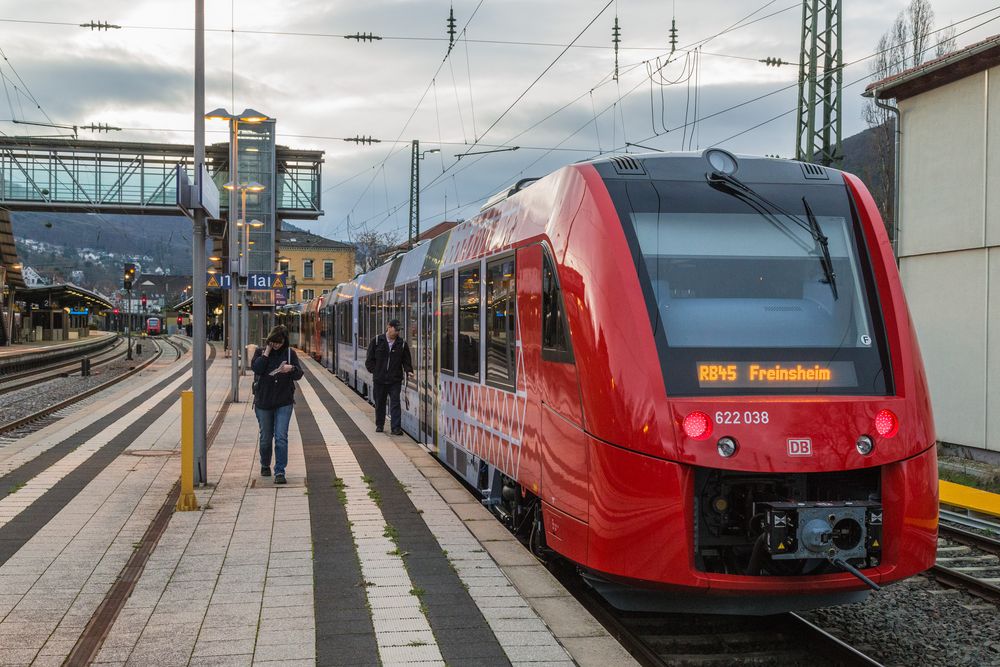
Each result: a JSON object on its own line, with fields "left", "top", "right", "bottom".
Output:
{"left": 141, "top": 293, "right": 147, "bottom": 309}
{"left": 113, "top": 308, "right": 120, "bottom": 315}
{"left": 123, "top": 263, "right": 136, "bottom": 290}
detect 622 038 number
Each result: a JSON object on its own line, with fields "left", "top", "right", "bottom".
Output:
{"left": 715, "top": 411, "right": 769, "bottom": 425}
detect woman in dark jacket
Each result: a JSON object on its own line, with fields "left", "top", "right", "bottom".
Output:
{"left": 251, "top": 325, "right": 304, "bottom": 484}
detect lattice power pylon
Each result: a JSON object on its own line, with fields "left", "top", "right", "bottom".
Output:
{"left": 408, "top": 140, "right": 420, "bottom": 248}
{"left": 796, "top": 0, "right": 843, "bottom": 167}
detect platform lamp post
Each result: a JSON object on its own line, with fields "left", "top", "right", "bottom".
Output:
{"left": 234, "top": 214, "right": 265, "bottom": 375}
{"left": 206, "top": 107, "right": 269, "bottom": 403}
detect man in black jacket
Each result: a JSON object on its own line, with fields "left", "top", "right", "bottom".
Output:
{"left": 251, "top": 325, "right": 304, "bottom": 484}
{"left": 365, "top": 319, "right": 413, "bottom": 435}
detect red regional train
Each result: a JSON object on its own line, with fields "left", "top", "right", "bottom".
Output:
{"left": 284, "top": 150, "right": 937, "bottom": 613}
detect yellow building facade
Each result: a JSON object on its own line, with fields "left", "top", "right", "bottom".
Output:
{"left": 277, "top": 229, "right": 355, "bottom": 302}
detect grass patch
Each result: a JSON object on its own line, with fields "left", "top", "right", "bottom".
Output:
{"left": 367, "top": 487, "right": 382, "bottom": 507}
{"left": 387, "top": 547, "right": 409, "bottom": 557}
{"left": 398, "top": 481, "right": 410, "bottom": 492}
{"left": 406, "top": 639, "right": 428, "bottom": 647}
{"left": 383, "top": 523, "right": 400, "bottom": 545}
{"left": 409, "top": 586, "right": 426, "bottom": 597}
{"left": 361, "top": 474, "right": 374, "bottom": 484}
{"left": 7, "top": 482, "right": 25, "bottom": 495}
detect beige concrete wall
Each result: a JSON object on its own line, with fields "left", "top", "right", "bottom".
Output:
{"left": 988, "top": 68, "right": 1000, "bottom": 247}
{"left": 900, "top": 250, "right": 988, "bottom": 450}
{"left": 898, "top": 72, "right": 986, "bottom": 257}
{"left": 988, "top": 247, "right": 1000, "bottom": 452}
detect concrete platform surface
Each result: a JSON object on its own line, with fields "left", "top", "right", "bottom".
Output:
{"left": 0, "top": 347, "right": 638, "bottom": 666}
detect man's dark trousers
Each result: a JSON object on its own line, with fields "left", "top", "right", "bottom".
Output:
{"left": 374, "top": 381, "right": 402, "bottom": 431}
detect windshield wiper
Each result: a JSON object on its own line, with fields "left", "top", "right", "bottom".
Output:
{"left": 707, "top": 170, "right": 838, "bottom": 300}
{"left": 801, "top": 196, "right": 838, "bottom": 299}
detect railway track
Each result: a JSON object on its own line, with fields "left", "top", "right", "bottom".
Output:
{"left": 0, "top": 337, "right": 132, "bottom": 395}
{"left": 0, "top": 337, "right": 167, "bottom": 439}
{"left": 0, "top": 335, "right": 124, "bottom": 393}
{"left": 544, "top": 560, "right": 883, "bottom": 666}
{"left": 929, "top": 520, "right": 1000, "bottom": 605}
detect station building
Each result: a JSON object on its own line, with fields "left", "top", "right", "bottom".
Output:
{"left": 277, "top": 228, "right": 354, "bottom": 301}
{"left": 866, "top": 34, "right": 1000, "bottom": 460}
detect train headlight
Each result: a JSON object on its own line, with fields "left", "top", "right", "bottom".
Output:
{"left": 717, "top": 436, "right": 738, "bottom": 458}
{"left": 856, "top": 435, "right": 874, "bottom": 455}
{"left": 682, "top": 412, "right": 713, "bottom": 440}
{"left": 874, "top": 409, "right": 899, "bottom": 438}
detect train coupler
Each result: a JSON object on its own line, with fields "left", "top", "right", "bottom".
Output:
{"left": 759, "top": 500, "right": 883, "bottom": 564}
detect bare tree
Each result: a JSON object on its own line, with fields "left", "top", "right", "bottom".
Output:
{"left": 353, "top": 230, "right": 400, "bottom": 273}
{"left": 862, "top": 0, "right": 958, "bottom": 238}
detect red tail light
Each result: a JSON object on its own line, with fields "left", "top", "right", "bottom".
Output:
{"left": 682, "top": 412, "right": 713, "bottom": 440}
{"left": 874, "top": 409, "right": 899, "bottom": 438}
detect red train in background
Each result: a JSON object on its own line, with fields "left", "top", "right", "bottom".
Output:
{"left": 284, "top": 149, "right": 937, "bottom": 613}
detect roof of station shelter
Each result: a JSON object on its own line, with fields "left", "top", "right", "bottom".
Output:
{"left": 0, "top": 210, "right": 25, "bottom": 289}
{"left": 19, "top": 283, "right": 113, "bottom": 310}
{"left": 865, "top": 34, "right": 1000, "bottom": 101}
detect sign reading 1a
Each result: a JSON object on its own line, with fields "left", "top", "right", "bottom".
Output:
{"left": 248, "top": 273, "right": 286, "bottom": 291}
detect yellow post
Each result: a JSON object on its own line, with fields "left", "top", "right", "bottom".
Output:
{"left": 176, "top": 389, "right": 200, "bottom": 511}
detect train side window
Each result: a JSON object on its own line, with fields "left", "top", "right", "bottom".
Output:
{"left": 394, "top": 286, "right": 405, "bottom": 328}
{"left": 406, "top": 282, "right": 418, "bottom": 377}
{"left": 542, "top": 251, "right": 574, "bottom": 363}
{"left": 458, "top": 265, "right": 481, "bottom": 380}
{"left": 486, "top": 256, "right": 516, "bottom": 390}
{"left": 440, "top": 274, "right": 455, "bottom": 375}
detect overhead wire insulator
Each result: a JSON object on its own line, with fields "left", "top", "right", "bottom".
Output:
{"left": 344, "top": 135, "right": 381, "bottom": 146}
{"left": 447, "top": 6, "right": 457, "bottom": 55}
{"left": 81, "top": 122, "right": 122, "bottom": 133}
{"left": 79, "top": 20, "right": 121, "bottom": 31}
{"left": 669, "top": 17, "right": 678, "bottom": 56}
{"left": 344, "top": 32, "right": 382, "bottom": 42}
{"left": 612, "top": 16, "right": 621, "bottom": 81}
{"left": 760, "top": 57, "right": 787, "bottom": 67}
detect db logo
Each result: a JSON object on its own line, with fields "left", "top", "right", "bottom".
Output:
{"left": 787, "top": 438, "right": 813, "bottom": 456}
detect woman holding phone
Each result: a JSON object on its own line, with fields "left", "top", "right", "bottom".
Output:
{"left": 250, "top": 325, "right": 303, "bottom": 484}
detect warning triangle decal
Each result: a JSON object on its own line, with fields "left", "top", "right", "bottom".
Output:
{"left": 871, "top": 539, "right": 879, "bottom": 548}
{"left": 272, "top": 275, "right": 285, "bottom": 289}
{"left": 207, "top": 275, "right": 219, "bottom": 288}
{"left": 776, "top": 542, "right": 786, "bottom": 551}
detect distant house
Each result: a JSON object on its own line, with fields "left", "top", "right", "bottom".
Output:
{"left": 134, "top": 273, "right": 193, "bottom": 311}
{"left": 277, "top": 229, "right": 355, "bottom": 302}
{"left": 865, "top": 34, "right": 1000, "bottom": 460}
{"left": 21, "top": 266, "right": 46, "bottom": 287}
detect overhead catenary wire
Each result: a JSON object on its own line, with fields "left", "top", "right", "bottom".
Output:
{"left": 343, "top": 0, "right": 800, "bottom": 235}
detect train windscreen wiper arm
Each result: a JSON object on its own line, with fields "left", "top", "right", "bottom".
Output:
{"left": 801, "top": 196, "right": 838, "bottom": 299}
{"left": 707, "top": 170, "right": 839, "bottom": 300}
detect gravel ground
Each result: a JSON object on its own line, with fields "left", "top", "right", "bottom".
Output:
{"left": 0, "top": 339, "right": 164, "bottom": 428}
{"left": 801, "top": 575, "right": 1000, "bottom": 666}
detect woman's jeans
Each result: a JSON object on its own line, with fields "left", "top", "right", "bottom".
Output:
{"left": 255, "top": 404, "right": 293, "bottom": 475}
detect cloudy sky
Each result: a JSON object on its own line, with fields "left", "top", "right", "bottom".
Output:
{"left": 0, "top": 0, "right": 996, "bottom": 243}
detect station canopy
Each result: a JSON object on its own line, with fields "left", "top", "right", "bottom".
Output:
{"left": 19, "top": 283, "right": 114, "bottom": 312}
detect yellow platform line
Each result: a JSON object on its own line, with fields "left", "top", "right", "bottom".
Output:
{"left": 940, "top": 480, "right": 1000, "bottom": 519}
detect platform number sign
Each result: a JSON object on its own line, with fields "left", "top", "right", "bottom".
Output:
{"left": 248, "top": 273, "right": 275, "bottom": 290}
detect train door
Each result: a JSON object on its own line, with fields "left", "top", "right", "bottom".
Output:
{"left": 419, "top": 275, "right": 436, "bottom": 446}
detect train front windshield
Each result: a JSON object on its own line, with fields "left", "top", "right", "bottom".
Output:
{"left": 605, "top": 178, "right": 892, "bottom": 396}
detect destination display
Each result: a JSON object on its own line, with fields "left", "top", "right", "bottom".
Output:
{"left": 697, "top": 361, "right": 858, "bottom": 388}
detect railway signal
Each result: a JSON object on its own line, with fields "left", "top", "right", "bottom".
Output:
{"left": 123, "top": 263, "right": 136, "bottom": 290}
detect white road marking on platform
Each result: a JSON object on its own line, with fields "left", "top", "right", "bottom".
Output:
{"left": 0, "top": 370, "right": 191, "bottom": 528}
{"left": 299, "top": 379, "right": 445, "bottom": 666}
{"left": 305, "top": 366, "right": 575, "bottom": 665}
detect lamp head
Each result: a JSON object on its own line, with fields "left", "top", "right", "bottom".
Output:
{"left": 239, "top": 108, "right": 269, "bottom": 123}
{"left": 205, "top": 107, "right": 232, "bottom": 121}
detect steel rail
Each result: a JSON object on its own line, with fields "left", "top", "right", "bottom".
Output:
{"left": 0, "top": 338, "right": 130, "bottom": 394}
{"left": 927, "top": 564, "right": 1000, "bottom": 605}
{"left": 940, "top": 508, "right": 1000, "bottom": 535}
{"left": 0, "top": 338, "right": 165, "bottom": 436}
{"left": 938, "top": 523, "right": 1000, "bottom": 558}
